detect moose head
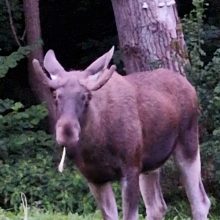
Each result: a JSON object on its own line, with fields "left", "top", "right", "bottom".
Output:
{"left": 32, "top": 47, "right": 116, "bottom": 147}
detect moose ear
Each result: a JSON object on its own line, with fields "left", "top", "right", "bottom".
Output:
{"left": 85, "top": 46, "right": 114, "bottom": 75}
{"left": 43, "top": 50, "right": 65, "bottom": 80}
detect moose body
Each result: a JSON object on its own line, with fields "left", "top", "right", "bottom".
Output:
{"left": 33, "top": 47, "right": 210, "bottom": 220}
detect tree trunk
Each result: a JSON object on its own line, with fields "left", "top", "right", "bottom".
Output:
{"left": 111, "top": 0, "right": 189, "bottom": 75}
{"left": 23, "top": 0, "right": 56, "bottom": 131}
{"left": 23, "top": 0, "right": 43, "bottom": 65}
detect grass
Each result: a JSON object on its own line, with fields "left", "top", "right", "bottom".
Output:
{"left": 0, "top": 197, "right": 219, "bottom": 220}
{"left": 0, "top": 207, "right": 219, "bottom": 220}
{"left": 0, "top": 209, "right": 103, "bottom": 220}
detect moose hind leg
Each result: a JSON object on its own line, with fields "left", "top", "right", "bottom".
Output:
{"left": 174, "top": 145, "right": 211, "bottom": 220}
{"left": 88, "top": 182, "right": 118, "bottom": 220}
{"left": 139, "top": 169, "right": 167, "bottom": 220}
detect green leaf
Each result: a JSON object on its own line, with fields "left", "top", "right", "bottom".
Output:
{"left": 5, "top": 56, "right": 17, "bottom": 68}
{"left": 11, "top": 102, "right": 24, "bottom": 111}
{"left": 214, "top": 84, "right": 220, "bottom": 94}
{"left": 213, "top": 129, "right": 220, "bottom": 137}
{"left": 0, "top": 99, "right": 15, "bottom": 112}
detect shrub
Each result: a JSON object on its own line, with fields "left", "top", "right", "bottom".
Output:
{"left": 0, "top": 49, "right": 95, "bottom": 213}
{"left": 182, "top": 0, "right": 220, "bottom": 197}
{"left": 159, "top": 0, "right": 220, "bottom": 202}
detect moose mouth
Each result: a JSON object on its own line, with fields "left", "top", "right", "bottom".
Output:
{"left": 55, "top": 120, "right": 81, "bottom": 147}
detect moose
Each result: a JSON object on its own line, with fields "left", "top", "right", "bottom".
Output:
{"left": 32, "top": 47, "right": 210, "bottom": 220}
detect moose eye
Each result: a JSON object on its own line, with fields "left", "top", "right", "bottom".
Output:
{"left": 87, "top": 93, "right": 92, "bottom": 101}
{"left": 81, "top": 94, "right": 86, "bottom": 102}
{"left": 57, "top": 94, "right": 62, "bottom": 100}
{"left": 80, "top": 93, "right": 92, "bottom": 110}
{"left": 81, "top": 93, "right": 92, "bottom": 102}
{"left": 52, "top": 91, "right": 57, "bottom": 103}
{"left": 52, "top": 91, "right": 62, "bottom": 107}
{"left": 52, "top": 90, "right": 56, "bottom": 99}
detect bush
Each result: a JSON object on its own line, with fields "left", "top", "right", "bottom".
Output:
{"left": 0, "top": 49, "right": 96, "bottom": 214}
{"left": 0, "top": 153, "right": 95, "bottom": 213}
{"left": 0, "top": 101, "right": 96, "bottom": 212}
{"left": 158, "top": 0, "right": 220, "bottom": 202}
{"left": 182, "top": 0, "right": 220, "bottom": 197}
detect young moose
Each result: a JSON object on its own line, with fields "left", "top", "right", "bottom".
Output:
{"left": 32, "top": 47, "right": 210, "bottom": 220}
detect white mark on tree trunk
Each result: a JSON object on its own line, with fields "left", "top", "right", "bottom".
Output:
{"left": 167, "top": 5, "right": 177, "bottom": 38}
{"left": 142, "top": 2, "right": 149, "bottom": 9}
{"left": 158, "top": 0, "right": 166, "bottom": 7}
{"left": 111, "top": 0, "right": 188, "bottom": 75}
{"left": 158, "top": 0, "right": 175, "bottom": 7}
{"left": 157, "top": 0, "right": 177, "bottom": 38}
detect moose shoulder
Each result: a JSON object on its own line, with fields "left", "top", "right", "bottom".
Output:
{"left": 32, "top": 47, "right": 210, "bottom": 220}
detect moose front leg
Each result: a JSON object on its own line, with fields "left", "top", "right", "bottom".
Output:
{"left": 121, "top": 169, "right": 140, "bottom": 220}
{"left": 88, "top": 182, "right": 118, "bottom": 220}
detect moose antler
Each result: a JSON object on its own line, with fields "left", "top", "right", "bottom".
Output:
{"left": 32, "top": 59, "right": 66, "bottom": 89}
{"left": 79, "top": 65, "right": 116, "bottom": 91}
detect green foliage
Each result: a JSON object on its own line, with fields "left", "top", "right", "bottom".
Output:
{"left": 182, "top": 0, "right": 208, "bottom": 72}
{"left": 0, "top": 99, "right": 50, "bottom": 160}
{"left": 0, "top": 98, "right": 94, "bottom": 212}
{"left": 0, "top": 154, "right": 95, "bottom": 213}
{"left": 0, "top": 46, "right": 31, "bottom": 77}
{"left": 0, "top": 2, "right": 93, "bottom": 210}
{"left": 0, "top": 49, "right": 94, "bottom": 213}
{"left": 182, "top": 0, "right": 220, "bottom": 196}
{"left": 0, "top": 79, "right": 93, "bottom": 214}
{"left": 0, "top": 0, "right": 23, "bottom": 51}
{"left": 0, "top": 43, "right": 44, "bottom": 78}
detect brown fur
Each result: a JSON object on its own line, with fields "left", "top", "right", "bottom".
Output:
{"left": 65, "top": 69, "right": 199, "bottom": 184}
{"left": 32, "top": 48, "right": 210, "bottom": 220}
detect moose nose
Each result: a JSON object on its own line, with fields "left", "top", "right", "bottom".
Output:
{"left": 63, "top": 124, "right": 73, "bottom": 138}
{"left": 56, "top": 120, "right": 80, "bottom": 146}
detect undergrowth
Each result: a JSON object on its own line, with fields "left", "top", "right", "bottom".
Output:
{"left": 0, "top": 197, "right": 219, "bottom": 220}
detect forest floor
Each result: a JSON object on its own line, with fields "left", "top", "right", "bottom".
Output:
{"left": 0, "top": 205, "right": 219, "bottom": 220}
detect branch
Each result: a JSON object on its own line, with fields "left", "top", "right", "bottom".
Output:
{"left": 5, "top": 0, "right": 21, "bottom": 47}
{"left": 20, "top": 29, "right": 26, "bottom": 42}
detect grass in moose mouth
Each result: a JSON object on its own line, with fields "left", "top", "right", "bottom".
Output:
{"left": 58, "top": 146, "right": 66, "bottom": 173}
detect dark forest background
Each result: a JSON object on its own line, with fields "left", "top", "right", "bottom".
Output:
{"left": 1, "top": 0, "right": 220, "bottom": 218}
{"left": 1, "top": 0, "right": 220, "bottom": 104}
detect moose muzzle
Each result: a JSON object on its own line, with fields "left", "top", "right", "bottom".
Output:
{"left": 55, "top": 117, "right": 81, "bottom": 147}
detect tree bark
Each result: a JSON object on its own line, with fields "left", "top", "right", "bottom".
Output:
{"left": 111, "top": 0, "right": 189, "bottom": 75}
{"left": 23, "top": 0, "right": 56, "bottom": 132}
